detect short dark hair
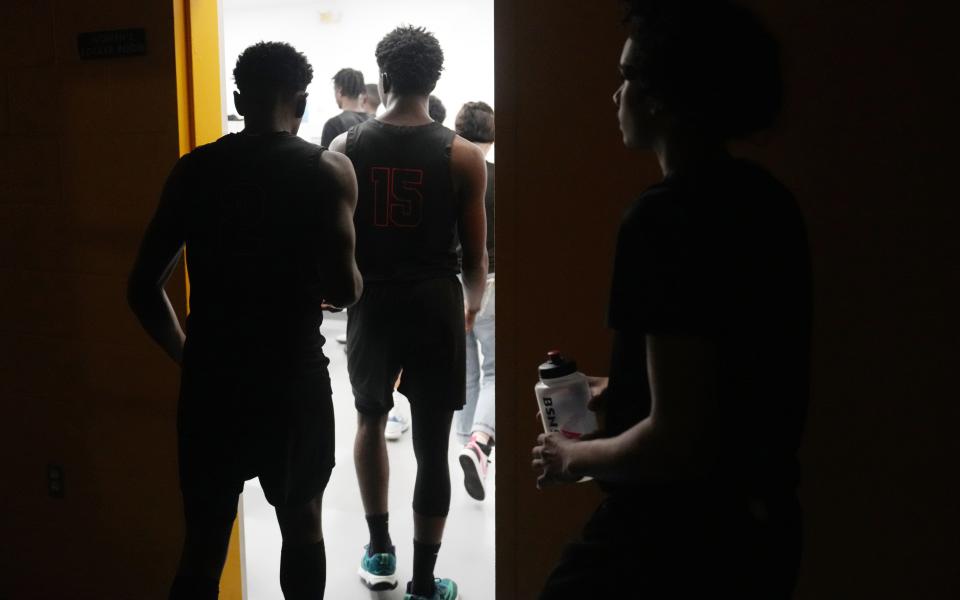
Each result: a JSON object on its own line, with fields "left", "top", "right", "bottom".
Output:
{"left": 428, "top": 95, "right": 446, "bottom": 124}
{"left": 364, "top": 83, "right": 381, "bottom": 107}
{"left": 233, "top": 42, "right": 313, "bottom": 104}
{"left": 375, "top": 26, "right": 444, "bottom": 96}
{"left": 455, "top": 101, "right": 495, "bottom": 143}
{"left": 333, "top": 68, "right": 365, "bottom": 99}
{"left": 622, "top": 0, "right": 783, "bottom": 139}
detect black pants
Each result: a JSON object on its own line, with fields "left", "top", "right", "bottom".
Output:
{"left": 539, "top": 492, "right": 802, "bottom": 599}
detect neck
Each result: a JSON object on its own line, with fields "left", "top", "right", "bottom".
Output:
{"left": 653, "top": 128, "right": 727, "bottom": 178}
{"left": 240, "top": 106, "right": 296, "bottom": 135}
{"left": 380, "top": 94, "right": 432, "bottom": 126}
{"left": 339, "top": 96, "right": 363, "bottom": 112}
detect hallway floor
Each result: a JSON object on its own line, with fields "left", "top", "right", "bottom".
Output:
{"left": 240, "top": 312, "right": 496, "bottom": 599}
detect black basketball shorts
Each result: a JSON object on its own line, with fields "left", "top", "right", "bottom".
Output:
{"left": 177, "top": 356, "right": 335, "bottom": 508}
{"left": 346, "top": 276, "right": 466, "bottom": 415}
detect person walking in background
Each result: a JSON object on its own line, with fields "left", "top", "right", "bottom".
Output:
{"left": 321, "top": 67, "right": 370, "bottom": 147}
{"left": 362, "top": 82, "right": 381, "bottom": 116}
{"left": 453, "top": 101, "right": 496, "bottom": 502}
{"left": 531, "top": 1, "right": 811, "bottom": 598}
{"left": 428, "top": 94, "right": 446, "bottom": 125}
{"left": 331, "top": 25, "right": 487, "bottom": 600}
{"left": 128, "top": 42, "right": 362, "bottom": 599}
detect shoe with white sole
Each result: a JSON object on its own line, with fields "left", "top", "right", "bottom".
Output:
{"left": 458, "top": 434, "right": 490, "bottom": 500}
{"left": 358, "top": 545, "right": 398, "bottom": 591}
{"left": 384, "top": 408, "right": 409, "bottom": 441}
{"left": 404, "top": 577, "right": 459, "bottom": 600}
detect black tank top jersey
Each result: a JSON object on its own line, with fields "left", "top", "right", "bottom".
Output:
{"left": 346, "top": 120, "right": 459, "bottom": 282}
{"left": 177, "top": 132, "right": 330, "bottom": 363}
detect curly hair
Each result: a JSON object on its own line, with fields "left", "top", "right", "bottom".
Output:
{"left": 622, "top": 0, "right": 783, "bottom": 140}
{"left": 455, "top": 101, "right": 495, "bottom": 143}
{"left": 233, "top": 41, "right": 313, "bottom": 103}
{"left": 428, "top": 95, "right": 447, "bottom": 123}
{"left": 333, "top": 68, "right": 365, "bottom": 98}
{"left": 375, "top": 26, "right": 444, "bottom": 96}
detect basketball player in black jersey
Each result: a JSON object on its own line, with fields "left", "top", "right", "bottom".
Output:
{"left": 329, "top": 26, "right": 487, "bottom": 600}
{"left": 320, "top": 68, "right": 370, "bottom": 147}
{"left": 128, "top": 42, "right": 361, "bottom": 599}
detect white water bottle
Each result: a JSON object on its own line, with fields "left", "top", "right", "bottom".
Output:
{"left": 534, "top": 351, "right": 597, "bottom": 440}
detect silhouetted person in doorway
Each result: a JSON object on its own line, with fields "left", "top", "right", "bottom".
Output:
{"left": 321, "top": 67, "right": 370, "bottom": 147}
{"left": 128, "top": 41, "right": 361, "bottom": 600}
{"left": 362, "top": 82, "right": 381, "bottom": 116}
{"left": 330, "top": 25, "right": 487, "bottom": 600}
{"left": 531, "top": 1, "right": 811, "bottom": 598}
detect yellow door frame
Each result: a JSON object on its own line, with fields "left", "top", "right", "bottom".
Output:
{"left": 173, "top": 1, "right": 244, "bottom": 598}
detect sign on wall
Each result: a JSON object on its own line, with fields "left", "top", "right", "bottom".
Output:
{"left": 78, "top": 28, "right": 147, "bottom": 59}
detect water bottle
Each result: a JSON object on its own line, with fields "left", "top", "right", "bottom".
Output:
{"left": 534, "top": 351, "right": 597, "bottom": 440}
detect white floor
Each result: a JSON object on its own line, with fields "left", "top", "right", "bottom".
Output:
{"left": 239, "top": 313, "right": 496, "bottom": 600}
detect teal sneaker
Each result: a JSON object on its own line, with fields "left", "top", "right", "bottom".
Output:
{"left": 358, "top": 545, "right": 398, "bottom": 591}
{"left": 404, "top": 577, "right": 460, "bottom": 600}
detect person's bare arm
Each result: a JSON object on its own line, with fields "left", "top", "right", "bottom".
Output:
{"left": 534, "top": 332, "right": 719, "bottom": 486}
{"left": 451, "top": 135, "right": 488, "bottom": 331}
{"left": 127, "top": 160, "right": 188, "bottom": 365}
{"left": 316, "top": 149, "right": 362, "bottom": 308}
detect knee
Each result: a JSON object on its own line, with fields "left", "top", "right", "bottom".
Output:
{"left": 276, "top": 497, "right": 324, "bottom": 546}
{"left": 412, "top": 434, "right": 447, "bottom": 464}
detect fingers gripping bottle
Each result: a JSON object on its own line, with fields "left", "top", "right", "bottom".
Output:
{"left": 535, "top": 351, "right": 597, "bottom": 440}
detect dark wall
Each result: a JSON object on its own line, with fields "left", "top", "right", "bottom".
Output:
{"left": 0, "top": 1, "right": 186, "bottom": 597}
{"left": 496, "top": 1, "right": 960, "bottom": 598}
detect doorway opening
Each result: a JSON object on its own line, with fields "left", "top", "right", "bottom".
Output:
{"left": 217, "top": 1, "right": 496, "bottom": 597}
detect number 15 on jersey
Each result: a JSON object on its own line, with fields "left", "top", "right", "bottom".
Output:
{"left": 371, "top": 167, "right": 424, "bottom": 228}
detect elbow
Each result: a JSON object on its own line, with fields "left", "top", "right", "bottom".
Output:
{"left": 341, "top": 276, "right": 363, "bottom": 308}
{"left": 462, "top": 249, "right": 488, "bottom": 277}
{"left": 325, "top": 271, "right": 363, "bottom": 309}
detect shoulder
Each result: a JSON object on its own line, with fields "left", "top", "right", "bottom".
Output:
{"left": 181, "top": 134, "right": 229, "bottom": 164}
{"left": 319, "top": 148, "right": 352, "bottom": 173}
{"left": 737, "top": 160, "right": 801, "bottom": 215}
{"left": 322, "top": 113, "right": 343, "bottom": 129}
{"left": 621, "top": 182, "right": 688, "bottom": 234}
{"left": 318, "top": 148, "right": 356, "bottom": 193}
{"left": 450, "top": 133, "right": 484, "bottom": 169}
{"left": 328, "top": 130, "right": 349, "bottom": 154}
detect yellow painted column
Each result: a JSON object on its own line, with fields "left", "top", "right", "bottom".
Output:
{"left": 173, "top": 1, "right": 243, "bottom": 598}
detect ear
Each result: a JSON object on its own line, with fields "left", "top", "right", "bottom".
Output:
{"left": 233, "top": 90, "right": 246, "bottom": 116}
{"left": 380, "top": 72, "right": 392, "bottom": 96}
{"left": 295, "top": 92, "right": 308, "bottom": 119}
{"left": 647, "top": 97, "right": 664, "bottom": 116}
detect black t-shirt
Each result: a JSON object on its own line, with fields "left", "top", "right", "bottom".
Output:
{"left": 346, "top": 119, "right": 459, "bottom": 282}
{"left": 320, "top": 110, "right": 370, "bottom": 147}
{"left": 174, "top": 132, "right": 332, "bottom": 366}
{"left": 602, "top": 158, "right": 811, "bottom": 498}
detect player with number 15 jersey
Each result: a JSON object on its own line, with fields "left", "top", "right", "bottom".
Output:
{"left": 329, "top": 25, "right": 487, "bottom": 600}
